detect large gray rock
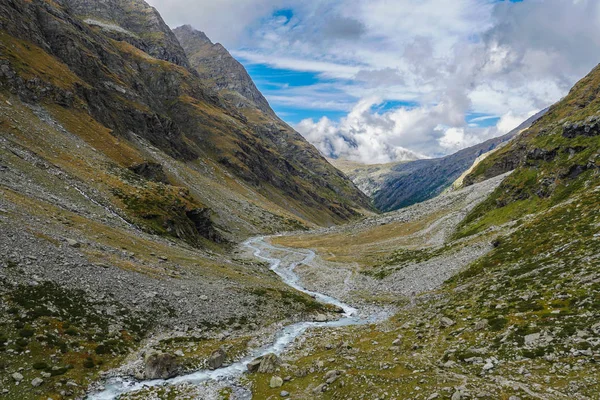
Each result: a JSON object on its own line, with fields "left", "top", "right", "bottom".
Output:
{"left": 247, "top": 358, "right": 263, "bottom": 373}
{"left": 31, "top": 378, "right": 44, "bottom": 387}
{"left": 258, "top": 353, "right": 280, "bottom": 373}
{"left": 208, "top": 348, "right": 227, "bottom": 370}
{"left": 143, "top": 351, "right": 179, "bottom": 379}
{"left": 247, "top": 353, "right": 281, "bottom": 374}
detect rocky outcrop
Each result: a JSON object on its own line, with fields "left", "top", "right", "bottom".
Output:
{"left": 562, "top": 116, "right": 600, "bottom": 138}
{"left": 65, "top": 0, "right": 191, "bottom": 68}
{"left": 173, "top": 25, "right": 273, "bottom": 115}
{"left": 129, "top": 162, "right": 170, "bottom": 183}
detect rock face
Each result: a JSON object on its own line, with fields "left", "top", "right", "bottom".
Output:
{"left": 66, "top": 0, "right": 191, "bottom": 68}
{"left": 143, "top": 351, "right": 179, "bottom": 379}
{"left": 174, "top": 25, "right": 273, "bottom": 115}
{"left": 129, "top": 162, "right": 170, "bottom": 184}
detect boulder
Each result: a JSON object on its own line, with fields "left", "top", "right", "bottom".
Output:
{"left": 143, "top": 351, "right": 179, "bottom": 379}
{"left": 247, "top": 353, "right": 280, "bottom": 374}
{"left": 269, "top": 376, "right": 283, "bottom": 388}
{"left": 208, "top": 348, "right": 227, "bottom": 370}
{"left": 258, "top": 353, "right": 280, "bottom": 373}
{"left": 324, "top": 370, "right": 340, "bottom": 384}
{"left": 247, "top": 358, "right": 263, "bottom": 373}
{"left": 66, "top": 239, "right": 81, "bottom": 248}
{"left": 313, "top": 383, "right": 327, "bottom": 394}
{"left": 524, "top": 332, "right": 541, "bottom": 346}
{"left": 474, "top": 319, "right": 488, "bottom": 331}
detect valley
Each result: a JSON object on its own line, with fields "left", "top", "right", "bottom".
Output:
{"left": 0, "top": 0, "right": 599, "bottom": 399}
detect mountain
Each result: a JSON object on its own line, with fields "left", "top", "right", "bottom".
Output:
{"left": 1, "top": 0, "right": 371, "bottom": 242}
{"left": 328, "top": 158, "right": 401, "bottom": 197}
{"left": 173, "top": 25, "right": 273, "bottom": 115}
{"left": 356, "top": 110, "right": 547, "bottom": 212}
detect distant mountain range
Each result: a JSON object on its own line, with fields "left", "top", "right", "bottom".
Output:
{"left": 335, "top": 110, "right": 548, "bottom": 212}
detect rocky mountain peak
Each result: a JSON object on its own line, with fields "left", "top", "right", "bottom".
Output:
{"left": 64, "top": 0, "right": 191, "bottom": 68}
{"left": 176, "top": 24, "right": 212, "bottom": 44}
{"left": 173, "top": 25, "right": 274, "bottom": 115}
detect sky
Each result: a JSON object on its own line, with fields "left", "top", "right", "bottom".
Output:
{"left": 147, "top": 0, "right": 600, "bottom": 164}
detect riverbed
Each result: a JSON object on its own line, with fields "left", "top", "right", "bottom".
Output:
{"left": 87, "top": 236, "right": 383, "bottom": 399}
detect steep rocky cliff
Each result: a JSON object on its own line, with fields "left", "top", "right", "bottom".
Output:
{"left": 174, "top": 25, "right": 273, "bottom": 115}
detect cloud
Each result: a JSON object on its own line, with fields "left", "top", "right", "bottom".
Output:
{"left": 148, "top": 0, "right": 600, "bottom": 162}
{"left": 296, "top": 98, "right": 428, "bottom": 164}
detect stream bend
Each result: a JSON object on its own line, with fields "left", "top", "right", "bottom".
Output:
{"left": 88, "top": 236, "right": 376, "bottom": 400}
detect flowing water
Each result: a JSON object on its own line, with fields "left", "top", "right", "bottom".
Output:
{"left": 88, "top": 236, "right": 383, "bottom": 399}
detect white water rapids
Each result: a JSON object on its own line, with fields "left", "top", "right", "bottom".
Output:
{"left": 88, "top": 236, "right": 383, "bottom": 399}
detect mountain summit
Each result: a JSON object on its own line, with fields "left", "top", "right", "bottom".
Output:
{"left": 174, "top": 25, "right": 274, "bottom": 115}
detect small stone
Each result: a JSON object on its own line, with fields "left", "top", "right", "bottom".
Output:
{"left": 66, "top": 239, "right": 80, "bottom": 248}
{"left": 427, "top": 393, "right": 440, "bottom": 400}
{"left": 12, "top": 372, "right": 23, "bottom": 382}
{"left": 313, "top": 383, "right": 327, "bottom": 394}
{"left": 31, "top": 378, "right": 44, "bottom": 387}
{"left": 280, "top": 391, "right": 289, "bottom": 397}
{"left": 392, "top": 338, "right": 401, "bottom": 345}
{"left": 315, "top": 314, "right": 328, "bottom": 322}
{"left": 270, "top": 376, "right": 283, "bottom": 388}
{"left": 443, "top": 360, "right": 457, "bottom": 368}
{"left": 482, "top": 362, "right": 494, "bottom": 371}
{"left": 440, "top": 317, "right": 455, "bottom": 328}
{"left": 199, "top": 295, "right": 208, "bottom": 301}
{"left": 451, "top": 391, "right": 462, "bottom": 400}
{"left": 174, "top": 350, "right": 185, "bottom": 357}
{"left": 474, "top": 319, "right": 488, "bottom": 331}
